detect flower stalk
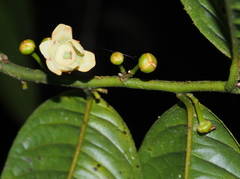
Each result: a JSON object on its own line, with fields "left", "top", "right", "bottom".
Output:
{"left": 128, "top": 64, "right": 139, "bottom": 75}
{"left": 186, "top": 93, "right": 216, "bottom": 133}
{"left": 31, "top": 52, "right": 46, "bottom": 70}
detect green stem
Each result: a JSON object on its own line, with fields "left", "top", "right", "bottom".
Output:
{"left": 225, "top": 54, "right": 239, "bottom": 92}
{"left": 1, "top": 58, "right": 240, "bottom": 94}
{"left": 67, "top": 91, "right": 94, "bottom": 179}
{"left": 186, "top": 93, "right": 214, "bottom": 133}
{"left": 186, "top": 93, "right": 205, "bottom": 123}
{"left": 129, "top": 64, "right": 139, "bottom": 75}
{"left": 176, "top": 93, "right": 194, "bottom": 179}
{"left": 224, "top": 0, "right": 239, "bottom": 92}
{"left": 118, "top": 64, "right": 126, "bottom": 74}
{"left": 31, "top": 52, "right": 46, "bottom": 70}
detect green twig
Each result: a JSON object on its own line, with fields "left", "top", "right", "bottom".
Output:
{"left": 67, "top": 91, "right": 94, "bottom": 179}
{"left": 224, "top": 0, "right": 240, "bottom": 92}
{"left": 1, "top": 58, "right": 240, "bottom": 94}
{"left": 176, "top": 93, "right": 194, "bottom": 179}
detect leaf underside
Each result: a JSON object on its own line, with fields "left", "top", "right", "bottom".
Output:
{"left": 1, "top": 90, "right": 142, "bottom": 179}
{"left": 138, "top": 102, "right": 240, "bottom": 179}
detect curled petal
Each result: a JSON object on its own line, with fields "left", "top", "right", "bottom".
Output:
{"left": 52, "top": 24, "right": 72, "bottom": 43}
{"left": 67, "top": 40, "right": 84, "bottom": 55}
{"left": 78, "top": 50, "right": 96, "bottom": 72}
{"left": 57, "top": 61, "right": 79, "bottom": 72}
{"left": 46, "top": 59, "right": 62, "bottom": 76}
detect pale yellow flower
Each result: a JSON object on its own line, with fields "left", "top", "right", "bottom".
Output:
{"left": 39, "top": 24, "right": 95, "bottom": 75}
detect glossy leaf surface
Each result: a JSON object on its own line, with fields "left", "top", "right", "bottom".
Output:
{"left": 1, "top": 90, "right": 142, "bottom": 179}
{"left": 224, "top": 0, "right": 240, "bottom": 54}
{"left": 138, "top": 102, "right": 240, "bottom": 178}
{"left": 181, "top": 0, "right": 231, "bottom": 58}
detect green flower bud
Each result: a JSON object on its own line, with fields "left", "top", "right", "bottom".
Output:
{"left": 41, "top": 37, "right": 52, "bottom": 43}
{"left": 110, "top": 52, "right": 124, "bottom": 65}
{"left": 19, "top": 39, "right": 36, "bottom": 55}
{"left": 138, "top": 53, "right": 157, "bottom": 73}
{"left": 197, "top": 121, "right": 213, "bottom": 133}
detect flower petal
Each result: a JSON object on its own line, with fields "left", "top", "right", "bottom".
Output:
{"left": 39, "top": 40, "right": 55, "bottom": 60}
{"left": 52, "top": 24, "right": 72, "bottom": 43}
{"left": 78, "top": 50, "right": 96, "bottom": 72}
{"left": 46, "top": 59, "right": 62, "bottom": 76}
{"left": 40, "top": 24, "right": 95, "bottom": 75}
{"left": 57, "top": 61, "right": 79, "bottom": 72}
{"left": 67, "top": 40, "right": 84, "bottom": 55}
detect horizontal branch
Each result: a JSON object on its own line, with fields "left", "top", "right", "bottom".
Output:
{"left": 1, "top": 55, "right": 240, "bottom": 94}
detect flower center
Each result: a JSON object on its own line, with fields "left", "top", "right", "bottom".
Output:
{"left": 63, "top": 51, "right": 72, "bottom": 59}
{"left": 55, "top": 44, "right": 76, "bottom": 66}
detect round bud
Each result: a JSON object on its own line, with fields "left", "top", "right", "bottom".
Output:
{"left": 19, "top": 39, "right": 36, "bottom": 55}
{"left": 41, "top": 37, "right": 52, "bottom": 43}
{"left": 138, "top": 53, "right": 157, "bottom": 73}
{"left": 197, "top": 121, "right": 212, "bottom": 133}
{"left": 110, "top": 52, "right": 124, "bottom": 65}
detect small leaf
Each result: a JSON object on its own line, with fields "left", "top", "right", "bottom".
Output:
{"left": 138, "top": 102, "right": 240, "bottom": 178}
{"left": 181, "top": 0, "right": 231, "bottom": 58}
{"left": 1, "top": 90, "right": 142, "bottom": 179}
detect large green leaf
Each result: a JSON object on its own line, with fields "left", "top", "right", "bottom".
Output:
{"left": 1, "top": 90, "right": 142, "bottom": 179}
{"left": 181, "top": 0, "right": 240, "bottom": 90}
{"left": 138, "top": 102, "right": 240, "bottom": 178}
{"left": 181, "top": 0, "right": 231, "bottom": 58}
